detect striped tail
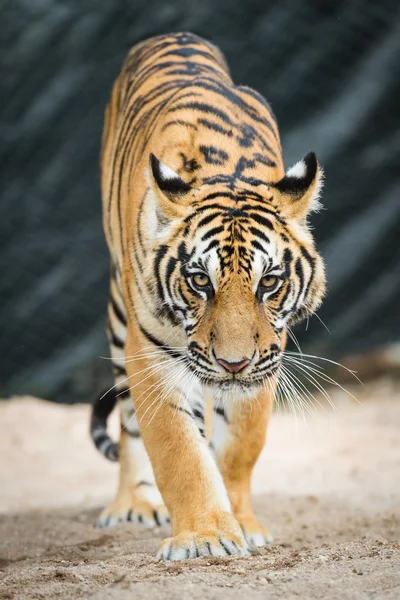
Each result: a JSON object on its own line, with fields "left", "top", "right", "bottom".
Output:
{"left": 90, "top": 387, "right": 119, "bottom": 461}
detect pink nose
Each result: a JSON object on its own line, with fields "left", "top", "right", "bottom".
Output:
{"left": 217, "top": 357, "right": 251, "bottom": 374}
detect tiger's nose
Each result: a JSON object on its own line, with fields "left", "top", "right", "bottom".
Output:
{"left": 216, "top": 357, "right": 251, "bottom": 374}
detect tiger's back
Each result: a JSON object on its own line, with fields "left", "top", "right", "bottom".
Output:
{"left": 101, "top": 32, "right": 284, "bottom": 268}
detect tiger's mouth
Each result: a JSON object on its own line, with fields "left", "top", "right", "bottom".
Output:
{"left": 186, "top": 358, "right": 281, "bottom": 390}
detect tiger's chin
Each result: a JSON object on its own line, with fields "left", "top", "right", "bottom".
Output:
{"left": 209, "top": 381, "right": 263, "bottom": 402}
{"left": 199, "top": 368, "right": 280, "bottom": 402}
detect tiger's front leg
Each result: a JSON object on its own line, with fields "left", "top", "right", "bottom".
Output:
{"left": 126, "top": 335, "right": 249, "bottom": 560}
{"left": 215, "top": 385, "right": 275, "bottom": 549}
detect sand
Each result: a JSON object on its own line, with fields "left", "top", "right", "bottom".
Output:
{"left": 0, "top": 381, "right": 399, "bottom": 599}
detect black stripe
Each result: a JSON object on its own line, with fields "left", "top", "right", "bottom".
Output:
{"left": 154, "top": 244, "right": 169, "bottom": 301}
{"left": 200, "top": 145, "right": 229, "bottom": 165}
{"left": 201, "top": 225, "right": 224, "bottom": 241}
{"left": 105, "top": 444, "right": 119, "bottom": 461}
{"left": 257, "top": 354, "right": 274, "bottom": 367}
{"left": 251, "top": 240, "right": 266, "bottom": 253}
{"left": 162, "top": 119, "right": 198, "bottom": 132}
{"left": 110, "top": 293, "right": 127, "bottom": 326}
{"left": 183, "top": 203, "right": 227, "bottom": 224}
{"left": 202, "top": 191, "right": 237, "bottom": 202}
{"left": 249, "top": 226, "right": 270, "bottom": 244}
{"left": 168, "top": 101, "right": 232, "bottom": 124}
{"left": 170, "top": 403, "right": 193, "bottom": 418}
{"left": 193, "top": 408, "right": 204, "bottom": 421}
{"left": 90, "top": 385, "right": 119, "bottom": 462}
{"left": 198, "top": 212, "right": 223, "bottom": 228}
{"left": 239, "top": 86, "right": 278, "bottom": 123}
{"left": 192, "top": 78, "right": 279, "bottom": 143}
{"left": 214, "top": 405, "right": 228, "bottom": 423}
{"left": 137, "top": 323, "right": 183, "bottom": 359}
{"left": 204, "top": 239, "right": 220, "bottom": 253}
{"left": 93, "top": 433, "right": 109, "bottom": 447}
{"left": 248, "top": 213, "right": 274, "bottom": 230}
{"left": 294, "top": 257, "right": 305, "bottom": 311}
{"left": 241, "top": 202, "right": 286, "bottom": 225}
{"left": 160, "top": 47, "right": 219, "bottom": 61}
{"left": 198, "top": 118, "right": 233, "bottom": 137}
{"left": 300, "top": 245, "right": 316, "bottom": 301}
{"left": 110, "top": 329, "right": 124, "bottom": 349}
{"left": 283, "top": 248, "right": 293, "bottom": 277}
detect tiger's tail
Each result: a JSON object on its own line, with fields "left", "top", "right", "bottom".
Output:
{"left": 90, "top": 388, "right": 119, "bottom": 462}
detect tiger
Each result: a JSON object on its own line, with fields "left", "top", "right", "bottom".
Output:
{"left": 90, "top": 31, "right": 326, "bottom": 560}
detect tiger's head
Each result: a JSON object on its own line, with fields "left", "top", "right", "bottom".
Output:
{"left": 143, "top": 152, "right": 326, "bottom": 395}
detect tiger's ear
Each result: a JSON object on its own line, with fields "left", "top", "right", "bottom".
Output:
{"left": 273, "top": 152, "right": 324, "bottom": 220}
{"left": 148, "top": 153, "right": 191, "bottom": 221}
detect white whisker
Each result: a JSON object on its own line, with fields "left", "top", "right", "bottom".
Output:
{"left": 285, "top": 355, "right": 361, "bottom": 406}
{"left": 284, "top": 351, "right": 362, "bottom": 384}
{"left": 283, "top": 358, "right": 338, "bottom": 410}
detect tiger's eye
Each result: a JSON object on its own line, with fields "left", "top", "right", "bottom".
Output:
{"left": 260, "top": 275, "right": 279, "bottom": 289}
{"left": 192, "top": 273, "right": 210, "bottom": 288}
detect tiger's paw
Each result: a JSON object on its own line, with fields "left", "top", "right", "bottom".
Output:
{"left": 156, "top": 530, "right": 250, "bottom": 561}
{"left": 237, "top": 515, "right": 273, "bottom": 548}
{"left": 96, "top": 493, "right": 170, "bottom": 528}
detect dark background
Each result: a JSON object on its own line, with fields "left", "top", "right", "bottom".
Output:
{"left": 1, "top": 0, "right": 399, "bottom": 403}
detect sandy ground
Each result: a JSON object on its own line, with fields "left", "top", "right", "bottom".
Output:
{"left": 0, "top": 381, "right": 399, "bottom": 600}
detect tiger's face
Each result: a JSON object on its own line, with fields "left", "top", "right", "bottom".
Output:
{"left": 145, "top": 153, "right": 326, "bottom": 394}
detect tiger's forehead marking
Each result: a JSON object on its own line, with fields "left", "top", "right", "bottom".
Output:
{"left": 186, "top": 202, "right": 282, "bottom": 289}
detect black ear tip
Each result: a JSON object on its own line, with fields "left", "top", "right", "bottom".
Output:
{"left": 304, "top": 152, "right": 318, "bottom": 172}
{"left": 150, "top": 152, "right": 165, "bottom": 188}
{"left": 149, "top": 152, "right": 159, "bottom": 173}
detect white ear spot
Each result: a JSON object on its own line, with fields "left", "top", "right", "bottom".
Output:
{"left": 159, "top": 161, "right": 181, "bottom": 181}
{"left": 286, "top": 159, "right": 307, "bottom": 179}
